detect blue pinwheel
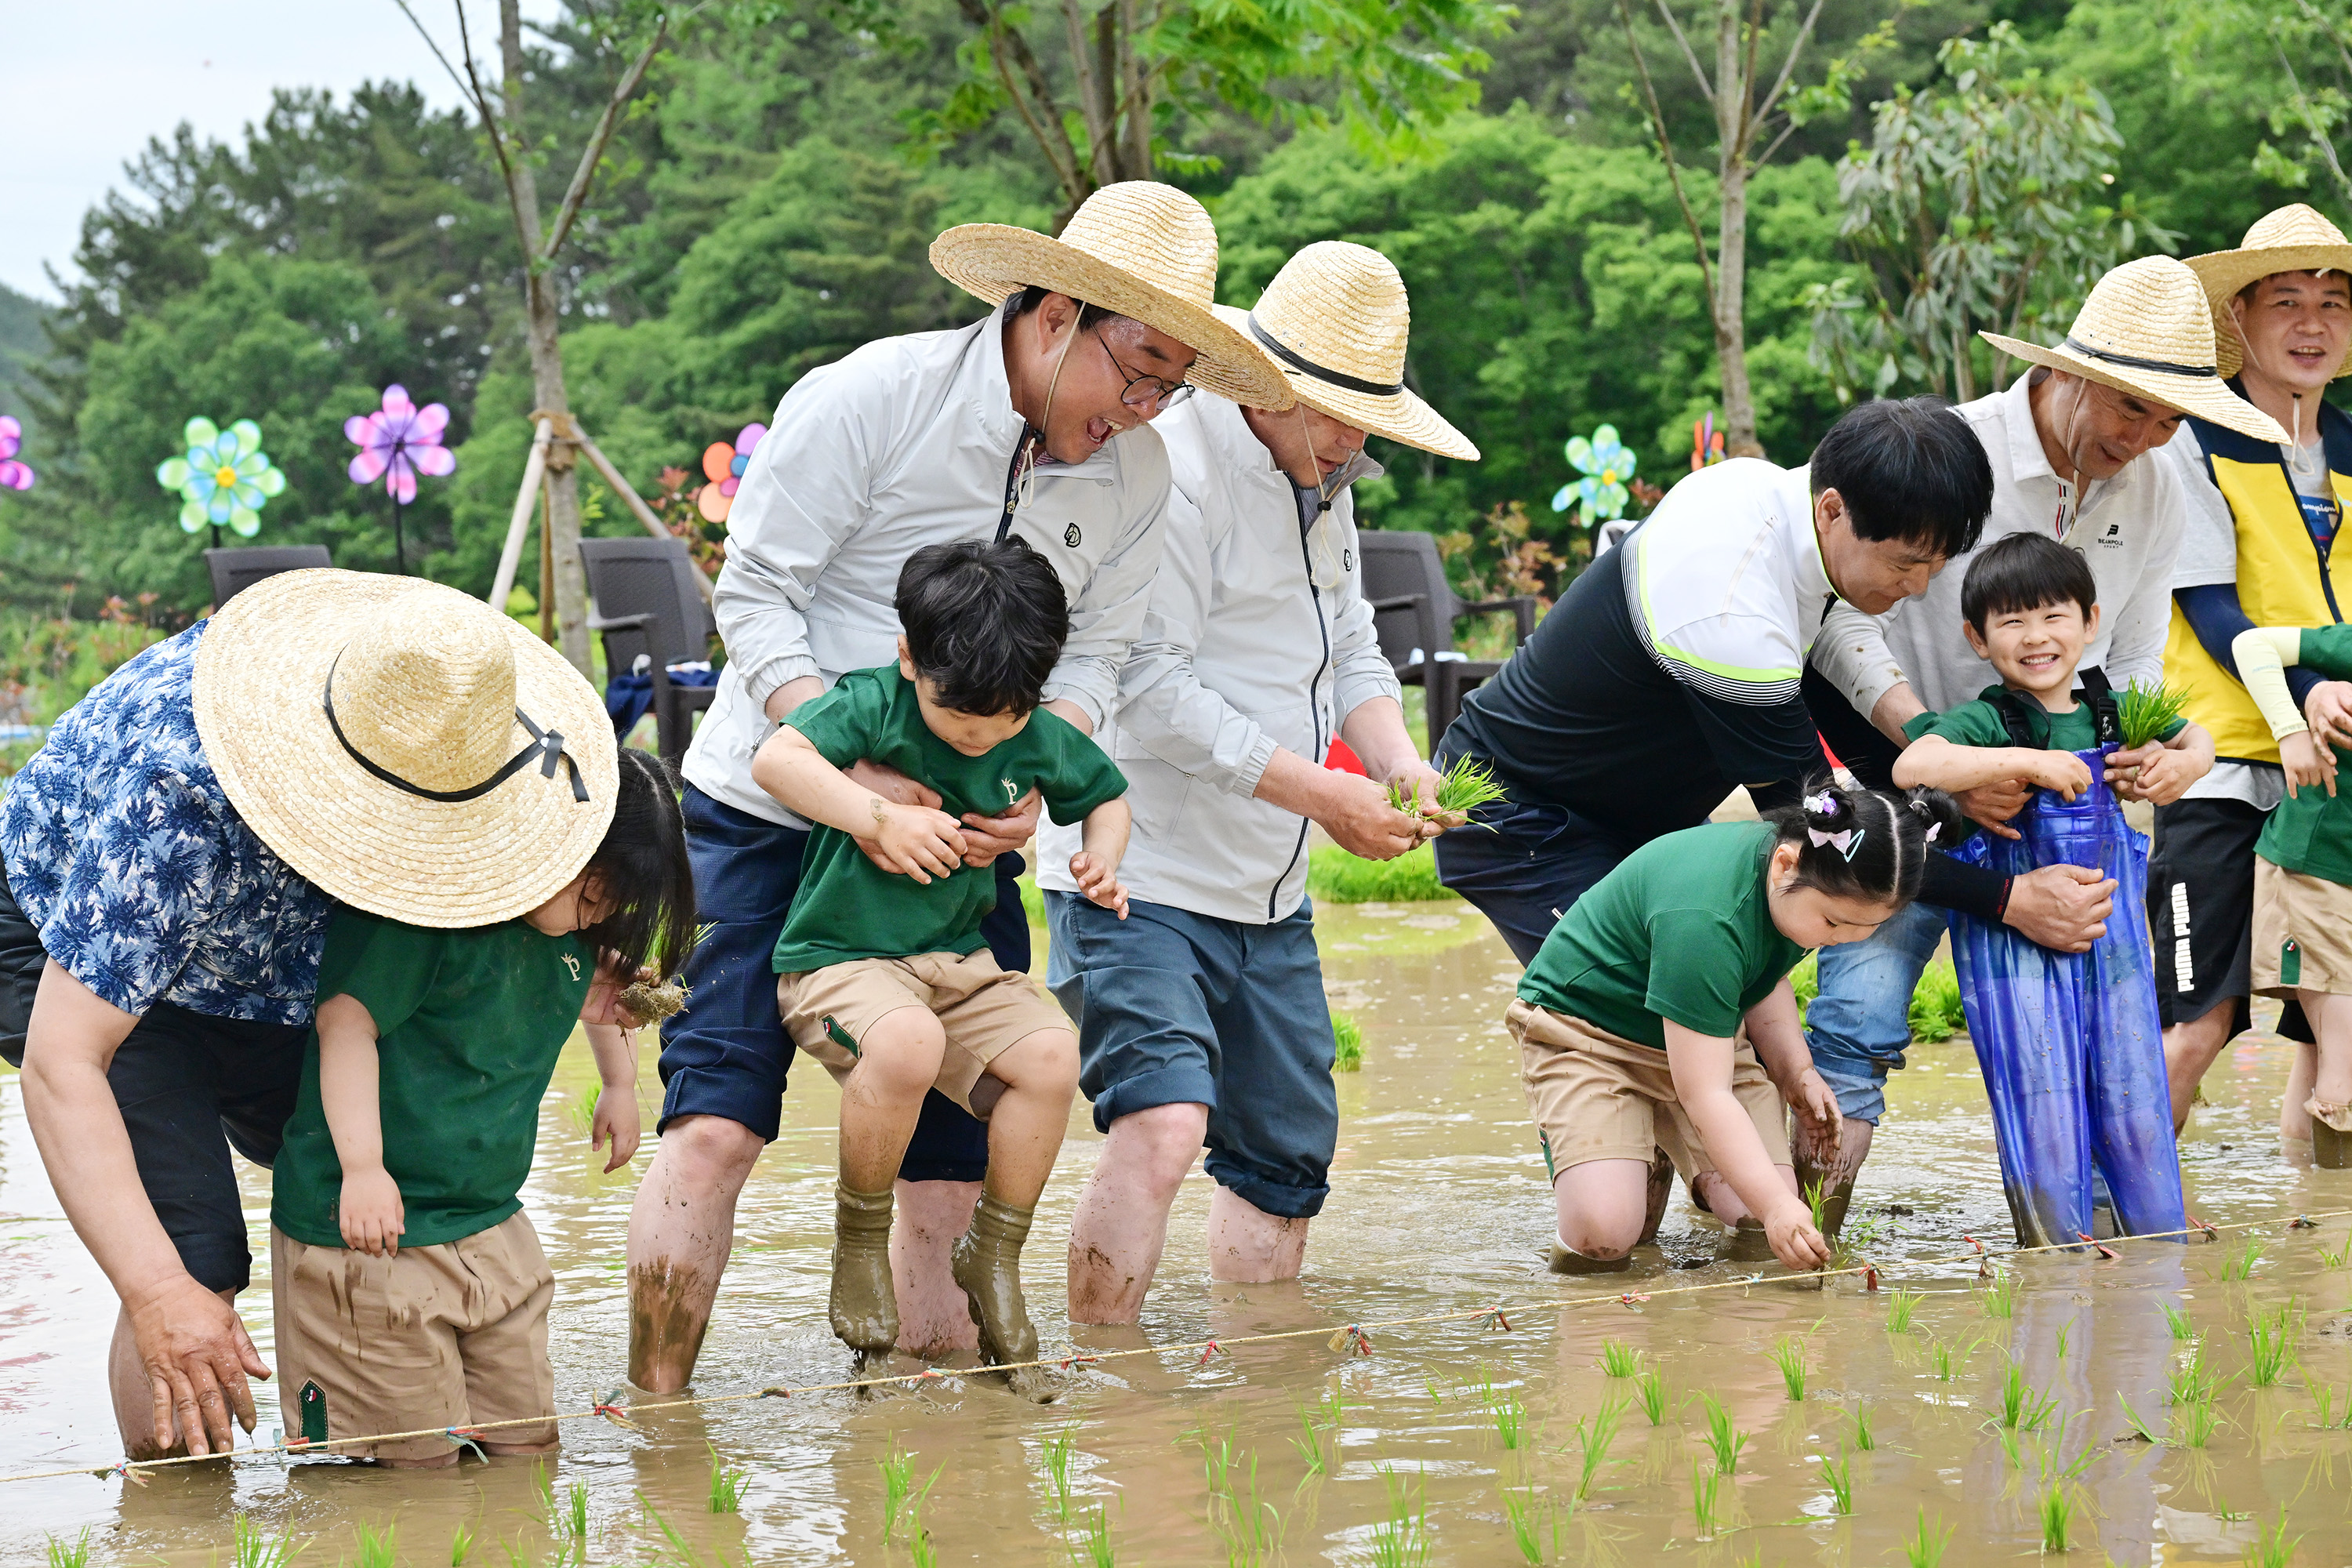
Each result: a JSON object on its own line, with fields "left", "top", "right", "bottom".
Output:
{"left": 158, "top": 417, "right": 286, "bottom": 548}
{"left": 1551, "top": 425, "right": 1637, "bottom": 524}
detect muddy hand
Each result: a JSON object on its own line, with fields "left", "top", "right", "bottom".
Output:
{"left": 953, "top": 1193, "right": 1058, "bottom": 1403}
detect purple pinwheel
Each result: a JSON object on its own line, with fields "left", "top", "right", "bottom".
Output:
{"left": 0, "top": 416, "right": 32, "bottom": 492}
{"left": 345, "top": 384, "right": 455, "bottom": 572}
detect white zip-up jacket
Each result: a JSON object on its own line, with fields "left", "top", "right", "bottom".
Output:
{"left": 1038, "top": 396, "right": 1400, "bottom": 924}
{"left": 681, "top": 307, "right": 1173, "bottom": 826}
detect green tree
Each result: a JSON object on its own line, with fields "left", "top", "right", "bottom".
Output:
{"left": 1802, "top": 23, "right": 2176, "bottom": 405}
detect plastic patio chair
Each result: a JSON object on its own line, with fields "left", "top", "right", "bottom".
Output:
{"left": 578, "top": 536, "right": 719, "bottom": 765}
{"left": 205, "top": 545, "right": 332, "bottom": 609}
{"left": 1356, "top": 530, "right": 1538, "bottom": 755}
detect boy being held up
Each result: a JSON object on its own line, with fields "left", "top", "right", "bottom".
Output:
{"left": 1894, "top": 534, "right": 2214, "bottom": 807}
{"left": 753, "top": 539, "right": 1129, "bottom": 1402}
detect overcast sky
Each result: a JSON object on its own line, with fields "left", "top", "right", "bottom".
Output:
{"left": 2, "top": 2, "right": 560, "bottom": 302}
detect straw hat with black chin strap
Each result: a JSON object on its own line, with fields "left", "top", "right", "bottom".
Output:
{"left": 2188, "top": 204, "right": 2352, "bottom": 381}
{"left": 193, "top": 571, "right": 619, "bottom": 929}
{"left": 1210, "top": 241, "right": 1479, "bottom": 465}
{"left": 930, "top": 181, "right": 1291, "bottom": 411}
{"left": 1980, "top": 255, "right": 2288, "bottom": 445}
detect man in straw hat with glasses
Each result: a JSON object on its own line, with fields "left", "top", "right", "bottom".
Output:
{"left": 1033, "top": 241, "right": 1469, "bottom": 1322}
{"left": 629, "top": 182, "right": 1292, "bottom": 1386}
{"left": 1802, "top": 256, "right": 2284, "bottom": 1225}
{"left": 0, "top": 572, "right": 619, "bottom": 1461}
{"left": 2154, "top": 205, "right": 2352, "bottom": 1138}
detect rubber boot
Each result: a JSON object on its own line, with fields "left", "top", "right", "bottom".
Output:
{"left": 952, "top": 1192, "right": 1059, "bottom": 1403}
{"left": 829, "top": 1182, "right": 898, "bottom": 1379}
{"left": 2310, "top": 1099, "right": 2352, "bottom": 1170}
{"left": 1547, "top": 1240, "right": 1633, "bottom": 1276}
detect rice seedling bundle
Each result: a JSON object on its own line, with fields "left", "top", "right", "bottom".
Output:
{"left": 2118, "top": 678, "right": 2190, "bottom": 750}
{"left": 1387, "top": 755, "right": 1508, "bottom": 824}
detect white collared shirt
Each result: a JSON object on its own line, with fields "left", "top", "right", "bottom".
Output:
{"left": 681, "top": 307, "right": 1173, "bottom": 826}
{"left": 1810, "top": 373, "right": 2185, "bottom": 719}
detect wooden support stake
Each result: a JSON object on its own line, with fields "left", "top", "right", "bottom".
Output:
{"left": 539, "top": 470, "right": 556, "bottom": 644}
{"left": 487, "top": 416, "right": 557, "bottom": 612}
{"left": 574, "top": 426, "right": 716, "bottom": 605}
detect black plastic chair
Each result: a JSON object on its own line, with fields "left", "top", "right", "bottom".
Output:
{"left": 205, "top": 545, "right": 332, "bottom": 608}
{"left": 1357, "top": 530, "right": 1539, "bottom": 755}
{"left": 579, "top": 536, "right": 719, "bottom": 765}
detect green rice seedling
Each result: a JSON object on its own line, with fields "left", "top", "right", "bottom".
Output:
{"left": 532, "top": 1463, "right": 557, "bottom": 1525}
{"left": 1570, "top": 1397, "right": 1628, "bottom": 1499}
{"left": 1598, "top": 1338, "right": 1642, "bottom": 1378}
{"left": 1697, "top": 1392, "right": 1750, "bottom": 1475}
{"left": 1932, "top": 1338, "right": 1960, "bottom": 1382}
{"left": 2169, "top": 1341, "right": 2226, "bottom": 1406}
{"left": 2038, "top": 1482, "right": 2075, "bottom": 1553}
{"left": 2243, "top": 1509, "right": 2301, "bottom": 1568}
{"left": 1500, "top": 1485, "right": 1552, "bottom": 1565}
{"left": 562, "top": 1483, "right": 588, "bottom": 1540}
{"left": 1851, "top": 1401, "right": 1877, "bottom": 1452}
{"left": 1209, "top": 1450, "right": 1280, "bottom": 1566}
{"left": 2307, "top": 1382, "right": 2352, "bottom": 1431}
{"left": 355, "top": 1523, "right": 397, "bottom": 1568}
{"left": 1819, "top": 1447, "right": 1853, "bottom": 1515}
{"left": 1908, "top": 959, "right": 1967, "bottom": 1043}
{"left": 909, "top": 1510, "right": 939, "bottom": 1568}
{"left": 45, "top": 1532, "right": 89, "bottom": 1568}
{"left": 2320, "top": 1236, "right": 2349, "bottom": 1269}
{"left": 1634, "top": 1370, "right": 1668, "bottom": 1425}
{"left": 1690, "top": 1461, "right": 1724, "bottom": 1538}
{"left": 2119, "top": 677, "right": 2190, "bottom": 750}
{"left": 2246, "top": 1304, "right": 2299, "bottom": 1388}
{"left": 1079, "top": 1504, "right": 1117, "bottom": 1568}
{"left": 1490, "top": 1385, "right": 1530, "bottom": 1451}
{"left": 2055, "top": 1323, "right": 2071, "bottom": 1361}
{"left": 1994, "top": 1424, "right": 2024, "bottom": 1470}
{"left": 1288, "top": 1402, "right": 1327, "bottom": 1479}
{"left": 2118, "top": 1392, "right": 2161, "bottom": 1445}
{"left": 1902, "top": 1507, "right": 1956, "bottom": 1568}
{"left": 2164, "top": 1304, "right": 2197, "bottom": 1341}
{"left": 1368, "top": 1466, "right": 1432, "bottom": 1568}
{"left": 2176, "top": 1394, "right": 2222, "bottom": 1448}
{"left": 880, "top": 1439, "right": 915, "bottom": 1542}
{"left": 1331, "top": 1012, "right": 1364, "bottom": 1073}
{"left": 448, "top": 1522, "right": 473, "bottom": 1566}
{"left": 1994, "top": 1361, "right": 2062, "bottom": 1431}
{"left": 2223, "top": 1237, "right": 2264, "bottom": 1282}
{"left": 641, "top": 1500, "right": 747, "bottom": 1568}
{"left": 706, "top": 1446, "right": 749, "bottom": 1513}
{"left": 1886, "top": 1289, "right": 1925, "bottom": 1335}
{"left": 565, "top": 1094, "right": 596, "bottom": 1141}
{"left": 1423, "top": 1371, "right": 1445, "bottom": 1401}
{"left": 1981, "top": 1270, "right": 2017, "bottom": 1320}
{"left": 1389, "top": 755, "right": 1508, "bottom": 822}
{"left": 1768, "top": 1334, "right": 1809, "bottom": 1401}
{"left": 230, "top": 1519, "right": 303, "bottom": 1568}
{"left": 1044, "top": 1423, "right": 1080, "bottom": 1519}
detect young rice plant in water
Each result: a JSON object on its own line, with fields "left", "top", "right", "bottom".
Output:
{"left": 1598, "top": 1338, "right": 1642, "bottom": 1377}
{"left": 2038, "top": 1483, "right": 2076, "bottom": 1553}
{"left": 1635, "top": 1370, "right": 1668, "bottom": 1425}
{"left": 1903, "top": 1507, "right": 1955, "bottom": 1568}
{"left": 1768, "top": 1335, "right": 1808, "bottom": 1401}
{"left": 1886, "top": 1289, "right": 1924, "bottom": 1334}
{"left": 1331, "top": 1012, "right": 1364, "bottom": 1072}
{"left": 1699, "top": 1392, "right": 1749, "bottom": 1475}
{"left": 707, "top": 1447, "right": 748, "bottom": 1513}
{"left": 1819, "top": 1449, "right": 1853, "bottom": 1515}
{"left": 1368, "top": 1466, "right": 1432, "bottom": 1568}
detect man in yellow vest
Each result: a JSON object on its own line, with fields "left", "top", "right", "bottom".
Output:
{"left": 2159, "top": 205, "right": 2352, "bottom": 1138}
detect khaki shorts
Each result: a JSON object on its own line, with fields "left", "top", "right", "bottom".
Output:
{"left": 1504, "top": 999, "right": 1788, "bottom": 1181}
{"left": 779, "top": 949, "right": 1071, "bottom": 1116}
{"left": 271, "top": 1211, "right": 557, "bottom": 1464}
{"left": 2252, "top": 856, "right": 2352, "bottom": 998}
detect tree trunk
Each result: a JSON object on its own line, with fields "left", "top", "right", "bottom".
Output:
{"left": 1712, "top": 0, "right": 1763, "bottom": 458}
{"left": 501, "top": 0, "right": 590, "bottom": 676}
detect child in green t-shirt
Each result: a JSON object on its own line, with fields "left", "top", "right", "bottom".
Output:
{"left": 2230, "top": 621, "right": 2352, "bottom": 1162}
{"left": 752, "top": 539, "right": 1130, "bottom": 1400}
{"left": 1893, "top": 533, "right": 2213, "bottom": 802}
{"left": 270, "top": 750, "right": 695, "bottom": 1465}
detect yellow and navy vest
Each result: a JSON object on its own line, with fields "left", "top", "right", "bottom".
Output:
{"left": 2161, "top": 394, "right": 2352, "bottom": 764}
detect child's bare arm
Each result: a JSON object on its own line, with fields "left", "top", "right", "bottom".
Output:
{"left": 583, "top": 1020, "right": 641, "bottom": 1173}
{"left": 1893, "top": 735, "right": 2092, "bottom": 799}
{"left": 1743, "top": 982, "right": 1838, "bottom": 1128}
{"left": 751, "top": 725, "right": 966, "bottom": 883}
{"left": 1661, "top": 1019, "right": 1828, "bottom": 1271}
{"left": 1069, "top": 797, "right": 1132, "bottom": 919}
{"left": 316, "top": 993, "right": 404, "bottom": 1257}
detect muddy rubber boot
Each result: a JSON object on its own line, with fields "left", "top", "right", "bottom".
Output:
{"left": 1726, "top": 1219, "right": 1776, "bottom": 1263}
{"left": 2310, "top": 1099, "right": 2352, "bottom": 1169}
{"left": 1547, "top": 1240, "right": 1633, "bottom": 1275}
{"left": 1637, "top": 1149, "right": 1675, "bottom": 1246}
{"left": 953, "top": 1193, "right": 1059, "bottom": 1403}
{"left": 829, "top": 1182, "right": 899, "bottom": 1378}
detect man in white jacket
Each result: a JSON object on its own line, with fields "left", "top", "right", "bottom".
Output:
{"left": 626, "top": 183, "right": 1293, "bottom": 1387}
{"left": 1040, "top": 243, "right": 1474, "bottom": 1322}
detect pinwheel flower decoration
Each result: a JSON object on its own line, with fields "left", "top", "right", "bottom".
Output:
{"left": 1551, "top": 425, "right": 1635, "bottom": 524}
{"left": 696, "top": 423, "right": 768, "bottom": 524}
{"left": 0, "top": 416, "right": 31, "bottom": 492}
{"left": 158, "top": 417, "right": 285, "bottom": 539}
{"left": 345, "top": 384, "right": 455, "bottom": 503}
{"left": 1691, "top": 411, "right": 1727, "bottom": 470}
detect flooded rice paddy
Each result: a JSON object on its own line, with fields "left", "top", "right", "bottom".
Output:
{"left": 2, "top": 897, "right": 2349, "bottom": 1565}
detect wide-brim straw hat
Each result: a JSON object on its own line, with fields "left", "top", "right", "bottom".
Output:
{"left": 193, "top": 570, "right": 619, "bottom": 927}
{"left": 1980, "top": 256, "right": 2288, "bottom": 443}
{"left": 2187, "top": 204, "right": 2352, "bottom": 379}
{"left": 1205, "top": 241, "right": 1479, "bottom": 461}
{"left": 930, "top": 181, "right": 1292, "bottom": 410}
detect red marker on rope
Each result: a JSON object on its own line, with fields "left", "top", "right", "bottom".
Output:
{"left": 593, "top": 1390, "right": 638, "bottom": 1429}
{"left": 2076, "top": 1232, "right": 2118, "bottom": 1261}
{"left": 1482, "top": 1308, "right": 1514, "bottom": 1332}
{"left": 1197, "top": 1340, "right": 1225, "bottom": 1368}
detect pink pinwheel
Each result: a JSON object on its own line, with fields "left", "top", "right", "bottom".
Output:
{"left": 345, "top": 384, "right": 455, "bottom": 503}
{"left": 696, "top": 423, "right": 768, "bottom": 524}
{"left": 0, "top": 416, "right": 31, "bottom": 492}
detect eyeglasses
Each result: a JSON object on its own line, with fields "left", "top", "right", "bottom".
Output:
{"left": 1097, "top": 330, "right": 1195, "bottom": 412}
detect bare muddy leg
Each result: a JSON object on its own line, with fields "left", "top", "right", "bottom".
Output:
{"left": 891, "top": 1179, "right": 982, "bottom": 1357}
{"left": 1206, "top": 1186, "right": 1308, "bottom": 1283}
{"left": 1067, "top": 1102, "right": 1207, "bottom": 1325}
{"left": 2163, "top": 1005, "right": 2236, "bottom": 1131}
{"left": 626, "top": 1113, "right": 763, "bottom": 1392}
{"left": 1550, "top": 1156, "right": 1651, "bottom": 1270}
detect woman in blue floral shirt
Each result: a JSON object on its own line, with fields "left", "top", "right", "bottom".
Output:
{"left": 0, "top": 570, "right": 618, "bottom": 1461}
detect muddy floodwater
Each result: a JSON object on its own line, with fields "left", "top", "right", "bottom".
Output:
{"left": 3, "top": 899, "right": 2349, "bottom": 1565}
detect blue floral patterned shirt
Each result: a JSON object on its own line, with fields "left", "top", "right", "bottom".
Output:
{"left": 0, "top": 622, "right": 332, "bottom": 1022}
